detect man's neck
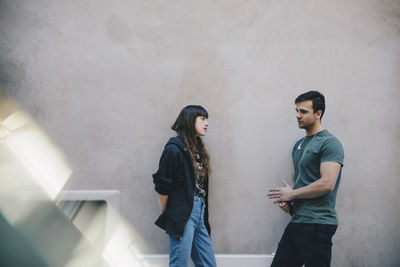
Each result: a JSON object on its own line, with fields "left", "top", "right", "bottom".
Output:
{"left": 306, "top": 123, "right": 323, "bottom": 136}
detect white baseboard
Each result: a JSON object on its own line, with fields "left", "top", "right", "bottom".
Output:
{"left": 143, "top": 254, "right": 274, "bottom": 266}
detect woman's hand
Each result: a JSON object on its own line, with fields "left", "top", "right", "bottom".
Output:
{"left": 158, "top": 193, "right": 168, "bottom": 213}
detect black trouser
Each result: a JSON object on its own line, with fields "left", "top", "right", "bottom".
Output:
{"left": 271, "top": 222, "right": 337, "bottom": 267}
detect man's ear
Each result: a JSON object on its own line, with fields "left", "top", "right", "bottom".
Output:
{"left": 315, "top": 110, "right": 322, "bottom": 119}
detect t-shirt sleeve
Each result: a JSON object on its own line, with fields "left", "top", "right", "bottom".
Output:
{"left": 320, "top": 138, "right": 344, "bottom": 167}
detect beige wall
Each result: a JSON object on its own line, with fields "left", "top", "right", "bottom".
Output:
{"left": 1, "top": 0, "right": 400, "bottom": 266}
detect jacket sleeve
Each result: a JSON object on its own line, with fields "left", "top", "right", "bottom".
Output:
{"left": 153, "top": 145, "right": 180, "bottom": 195}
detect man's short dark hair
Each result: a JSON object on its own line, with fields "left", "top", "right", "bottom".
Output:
{"left": 295, "top": 91, "right": 325, "bottom": 119}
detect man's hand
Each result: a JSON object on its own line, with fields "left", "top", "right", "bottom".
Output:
{"left": 268, "top": 181, "right": 294, "bottom": 203}
{"left": 278, "top": 201, "right": 290, "bottom": 213}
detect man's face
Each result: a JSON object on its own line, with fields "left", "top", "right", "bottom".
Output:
{"left": 295, "top": 100, "right": 320, "bottom": 129}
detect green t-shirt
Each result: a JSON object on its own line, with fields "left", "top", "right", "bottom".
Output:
{"left": 291, "top": 130, "right": 344, "bottom": 225}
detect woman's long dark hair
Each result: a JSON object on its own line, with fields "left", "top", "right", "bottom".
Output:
{"left": 171, "top": 105, "right": 211, "bottom": 178}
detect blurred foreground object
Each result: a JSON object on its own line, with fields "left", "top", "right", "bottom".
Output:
{"left": 0, "top": 93, "right": 71, "bottom": 200}
{"left": 0, "top": 92, "right": 153, "bottom": 267}
{"left": 0, "top": 92, "right": 104, "bottom": 267}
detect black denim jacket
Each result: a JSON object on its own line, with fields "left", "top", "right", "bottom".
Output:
{"left": 153, "top": 136, "right": 210, "bottom": 239}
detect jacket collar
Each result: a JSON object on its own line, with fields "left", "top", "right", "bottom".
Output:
{"left": 166, "top": 136, "right": 190, "bottom": 155}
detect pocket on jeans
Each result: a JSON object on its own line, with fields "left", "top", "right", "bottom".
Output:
{"left": 316, "top": 224, "right": 337, "bottom": 235}
{"left": 295, "top": 223, "right": 316, "bottom": 233}
{"left": 314, "top": 224, "right": 337, "bottom": 246}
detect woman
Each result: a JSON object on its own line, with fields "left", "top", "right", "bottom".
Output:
{"left": 153, "top": 105, "right": 217, "bottom": 267}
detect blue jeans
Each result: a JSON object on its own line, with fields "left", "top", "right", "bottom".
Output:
{"left": 271, "top": 222, "right": 337, "bottom": 267}
{"left": 169, "top": 196, "right": 217, "bottom": 267}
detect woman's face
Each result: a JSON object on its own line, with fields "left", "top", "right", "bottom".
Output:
{"left": 194, "top": 116, "right": 208, "bottom": 136}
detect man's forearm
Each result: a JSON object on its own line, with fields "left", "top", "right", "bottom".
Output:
{"left": 292, "top": 177, "right": 334, "bottom": 199}
{"left": 268, "top": 163, "right": 340, "bottom": 203}
{"left": 158, "top": 193, "right": 168, "bottom": 212}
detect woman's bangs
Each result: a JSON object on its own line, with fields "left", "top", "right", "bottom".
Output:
{"left": 194, "top": 106, "right": 208, "bottom": 118}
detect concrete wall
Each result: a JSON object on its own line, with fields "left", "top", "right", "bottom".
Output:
{"left": 1, "top": 0, "right": 399, "bottom": 266}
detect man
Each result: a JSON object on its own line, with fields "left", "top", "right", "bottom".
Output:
{"left": 268, "top": 91, "right": 344, "bottom": 267}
